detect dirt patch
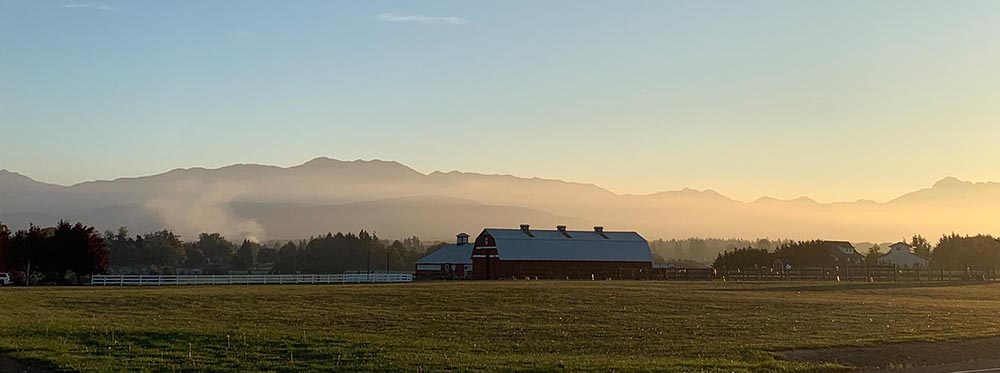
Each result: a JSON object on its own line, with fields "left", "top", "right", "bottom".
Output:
{"left": 781, "top": 335, "right": 1000, "bottom": 371}
{"left": 0, "top": 354, "right": 52, "bottom": 373}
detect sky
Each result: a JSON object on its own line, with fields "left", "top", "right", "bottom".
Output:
{"left": 2, "top": 0, "right": 999, "bottom": 203}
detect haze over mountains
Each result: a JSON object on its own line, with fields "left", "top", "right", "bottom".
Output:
{"left": 1, "top": 158, "right": 997, "bottom": 243}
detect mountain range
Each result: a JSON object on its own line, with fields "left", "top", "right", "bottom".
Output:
{"left": 1, "top": 159, "right": 998, "bottom": 243}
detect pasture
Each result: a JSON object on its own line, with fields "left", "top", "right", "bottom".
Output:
{"left": 2, "top": 281, "right": 1000, "bottom": 372}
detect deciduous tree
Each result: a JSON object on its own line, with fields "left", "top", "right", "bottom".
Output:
{"left": 194, "top": 233, "right": 235, "bottom": 267}
{"left": 865, "top": 244, "right": 882, "bottom": 265}
{"left": 50, "top": 221, "right": 108, "bottom": 284}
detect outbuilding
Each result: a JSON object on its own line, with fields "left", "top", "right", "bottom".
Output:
{"left": 415, "top": 233, "right": 474, "bottom": 279}
{"left": 471, "top": 225, "right": 653, "bottom": 280}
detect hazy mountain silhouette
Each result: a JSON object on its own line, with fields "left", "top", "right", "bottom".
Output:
{"left": 0, "top": 169, "right": 67, "bottom": 212}
{"left": 1, "top": 160, "right": 997, "bottom": 242}
{"left": 231, "top": 196, "right": 588, "bottom": 241}
{"left": 889, "top": 177, "right": 1000, "bottom": 205}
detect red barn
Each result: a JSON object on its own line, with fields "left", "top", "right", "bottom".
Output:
{"left": 472, "top": 225, "right": 653, "bottom": 280}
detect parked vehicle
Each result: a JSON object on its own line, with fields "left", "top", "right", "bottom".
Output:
{"left": 0, "top": 273, "right": 11, "bottom": 286}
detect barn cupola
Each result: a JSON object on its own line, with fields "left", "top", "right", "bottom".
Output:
{"left": 456, "top": 233, "right": 469, "bottom": 245}
{"left": 520, "top": 224, "right": 535, "bottom": 237}
{"left": 594, "top": 226, "right": 608, "bottom": 239}
{"left": 557, "top": 225, "right": 571, "bottom": 238}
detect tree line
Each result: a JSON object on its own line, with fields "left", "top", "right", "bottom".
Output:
{"left": 0, "top": 221, "right": 108, "bottom": 285}
{"left": 0, "top": 220, "right": 444, "bottom": 285}
{"left": 105, "top": 228, "right": 433, "bottom": 274}
{"left": 714, "top": 240, "right": 840, "bottom": 268}
{"left": 714, "top": 234, "right": 1000, "bottom": 269}
{"left": 651, "top": 237, "right": 795, "bottom": 263}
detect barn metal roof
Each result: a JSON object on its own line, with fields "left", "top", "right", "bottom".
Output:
{"left": 415, "top": 243, "right": 473, "bottom": 265}
{"left": 481, "top": 228, "right": 652, "bottom": 262}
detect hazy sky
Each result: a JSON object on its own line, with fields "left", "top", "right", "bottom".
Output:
{"left": 2, "top": 1, "right": 999, "bottom": 203}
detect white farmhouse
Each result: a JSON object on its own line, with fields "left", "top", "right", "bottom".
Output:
{"left": 878, "top": 242, "right": 929, "bottom": 268}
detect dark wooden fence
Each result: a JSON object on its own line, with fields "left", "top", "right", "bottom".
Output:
{"left": 719, "top": 265, "right": 997, "bottom": 282}
{"left": 480, "top": 265, "right": 998, "bottom": 282}
{"left": 653, "top": 267, "right": 715, "bottom": 281}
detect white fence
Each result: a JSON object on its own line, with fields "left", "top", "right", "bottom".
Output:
{"left": 90, "top": 273, "right": 414, "bottom": 286}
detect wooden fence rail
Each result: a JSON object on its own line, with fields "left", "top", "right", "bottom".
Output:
{"left": 653, "top": 267, "right": 715, "bottom": 281}
{"left": 720, "top": 266, "right": 997, "bottom": 282}
{"left": 90, "top": 273, "right": 414, "bottom": 286}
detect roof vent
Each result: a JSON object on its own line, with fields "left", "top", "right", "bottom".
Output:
{"left": 520, "top": 224, "right": 534, "bottom": 237}
{"left": 557, "top": 225, "right": 571, "bottom": 238}
{"left": 456, "top": 233, "right": 469, "bottom": 245}
{"left": 594, "top": 226, "right": 608, "bottom": 239}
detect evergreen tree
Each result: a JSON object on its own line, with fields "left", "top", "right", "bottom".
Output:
{"left": 910, "top": 234, "right": 932, "bottom": 258}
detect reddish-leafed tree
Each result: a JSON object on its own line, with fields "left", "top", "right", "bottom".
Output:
{"left": 51, "top": 221, "right": 109, "bottom": 284}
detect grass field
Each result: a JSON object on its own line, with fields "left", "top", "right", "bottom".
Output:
{"left": 3, "top": 281, "right": 1000, "bottom": 372}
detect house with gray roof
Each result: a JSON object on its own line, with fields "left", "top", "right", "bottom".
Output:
{"left": 822, "top": 240, "right": 865, "bottom": 265}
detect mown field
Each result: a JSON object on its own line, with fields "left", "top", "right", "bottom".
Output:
{"left": 2, "top": 281, "right": 1000, "bottom": 372}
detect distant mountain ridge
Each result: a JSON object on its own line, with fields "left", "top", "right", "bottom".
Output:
{"left": 2, "top": 159, "right": 998, "bottom": 242}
